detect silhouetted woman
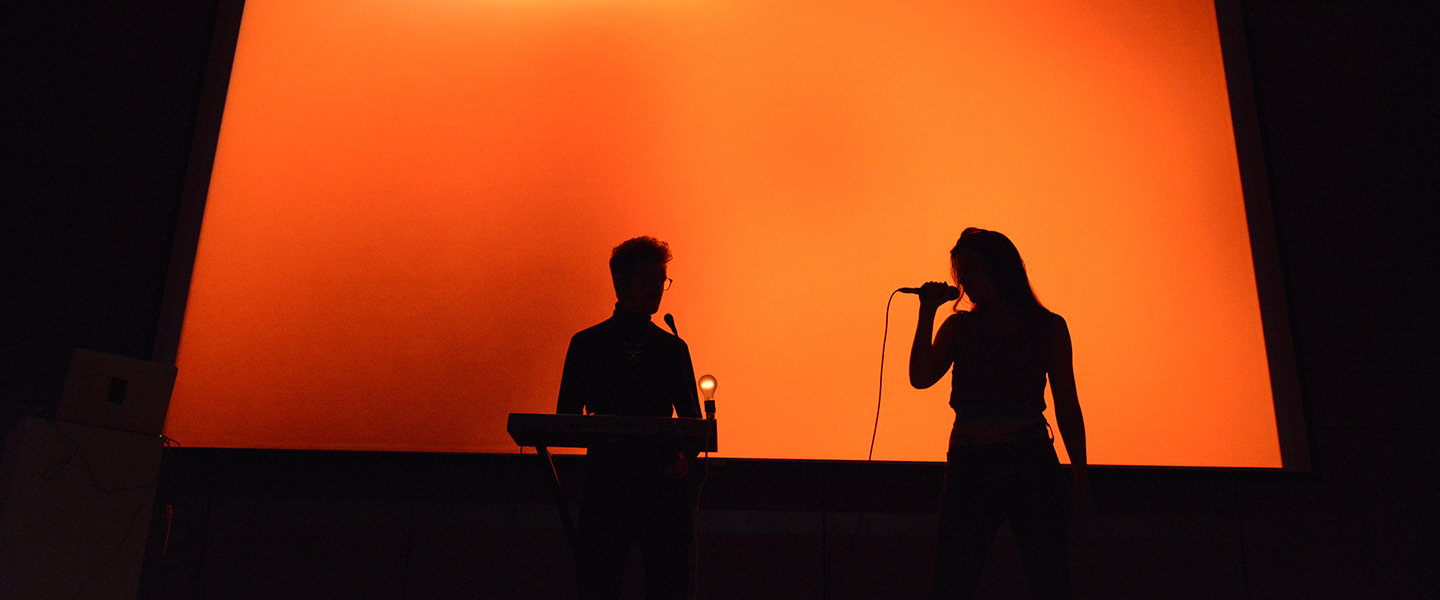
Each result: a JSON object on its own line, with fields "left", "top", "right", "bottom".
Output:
{"left": 910, "top": 228, "right": 1088, "bottom": 600}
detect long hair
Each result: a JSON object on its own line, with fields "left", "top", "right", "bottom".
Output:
{"left": 950, "top": 228, "right": 1046, "bottom": 313}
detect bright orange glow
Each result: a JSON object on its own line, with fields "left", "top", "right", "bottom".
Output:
{"left": 168, "top": 0, "right": 1282, "bottom": 467}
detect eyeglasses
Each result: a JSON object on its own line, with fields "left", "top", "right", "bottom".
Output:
{"left": 626, "top": 275, "right": 673, "bottom": 290}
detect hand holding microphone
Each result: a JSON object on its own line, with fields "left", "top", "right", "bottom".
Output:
{"left": 900, "top": 281, "right": 961, "bottom": 308}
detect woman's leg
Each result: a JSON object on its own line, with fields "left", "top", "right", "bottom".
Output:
{"left": 930, "top": 449, "right": 1006, "bottom": 600}
{"left": 1005, "top": 443, "right": 1073, "bottom": 600}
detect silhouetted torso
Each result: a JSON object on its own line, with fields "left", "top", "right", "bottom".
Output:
{"left": 949, "top": 310, "right": 1054, "bottom": 422}
{"left": 557, "top": 307, "right": 700, "bottom": 421}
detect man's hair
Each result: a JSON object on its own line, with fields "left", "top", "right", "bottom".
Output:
{"left": 609, "top": 236, "right": 672, "bottom": 280}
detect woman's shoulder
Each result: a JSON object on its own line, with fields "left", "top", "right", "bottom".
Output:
{"left": 1015, "top": 309, "right": 1064, "bottom": 338}
{"left": 942, "top": 309, "right": 975, "bottom": 327}
{"left": 1036, "top": 311, "right": 1070, "bottom": 344}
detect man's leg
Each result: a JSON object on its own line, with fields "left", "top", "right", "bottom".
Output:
{"left": 577, "top": 503, "right": 633, "bottom": 600}
{"left": 638, "top": 499, "right": 695, "bottom": 600}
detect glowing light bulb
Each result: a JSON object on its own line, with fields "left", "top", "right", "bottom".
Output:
{"left": 698, "top": 374, "right": 717, "bottom": 400}
{"left": 698, "top": 374, "right": 717, "bottom": 420}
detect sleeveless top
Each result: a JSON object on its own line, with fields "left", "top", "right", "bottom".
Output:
{"left": 949, "top": 310, "right": 1054, "bottom": 421}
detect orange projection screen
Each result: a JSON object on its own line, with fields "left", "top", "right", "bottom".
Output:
{"left": 168, "top": 0, "right": 1286, "bottom": 467}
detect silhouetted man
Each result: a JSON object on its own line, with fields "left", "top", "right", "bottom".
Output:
{"left": 558, "top": 236, "right": 701, "bottom": 600}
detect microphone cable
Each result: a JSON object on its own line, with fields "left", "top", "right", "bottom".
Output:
{"left": 868, "top": 289, "right": 902, "bottom": 462}
{"left": 827, "top": 288, "right": 902, "bottom": 600}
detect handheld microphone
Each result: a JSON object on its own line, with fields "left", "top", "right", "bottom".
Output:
{"left": 898, "top": 285, "right": 960, "bottom": 301}
{"left": 663, "top": 313, "right": 679, "bottom": 337}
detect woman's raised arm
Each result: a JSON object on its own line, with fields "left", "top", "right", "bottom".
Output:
{"left": 909, "top": 283, "right": 957, "bottom": 389}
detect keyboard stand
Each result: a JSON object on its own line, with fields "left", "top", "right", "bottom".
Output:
{"left": 506, "top": 413, "right": 718, "bottom": 575}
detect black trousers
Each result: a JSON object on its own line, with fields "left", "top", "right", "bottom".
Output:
{"left": 929, "top": 439, "right": 1072, "bottom": 600}
{"left": 577, "top": 453, "right": 693, "bottom": 600}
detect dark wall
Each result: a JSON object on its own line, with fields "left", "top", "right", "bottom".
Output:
{"left": 3, "top": 0, "right": 220, "bottom": 417}
{"left": 3, "top": 1, "right": 1436, "bottom": 598}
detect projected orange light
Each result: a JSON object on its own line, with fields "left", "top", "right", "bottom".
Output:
{"left": 167, "top": 0, "right": 1282, "bottom": 467}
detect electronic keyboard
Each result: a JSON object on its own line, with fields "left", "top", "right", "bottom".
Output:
{"left": 507, "top": 413, "right": 717, "bottom": 452}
